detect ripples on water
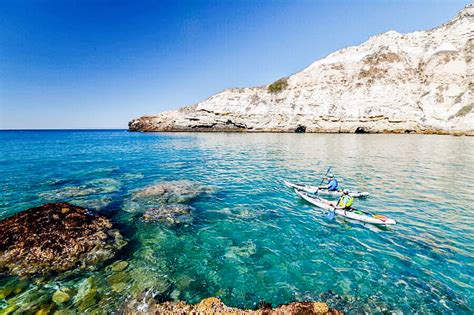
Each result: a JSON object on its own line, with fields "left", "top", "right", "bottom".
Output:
{"left": 0, "top": 130, "right": 473, "bottom": 313}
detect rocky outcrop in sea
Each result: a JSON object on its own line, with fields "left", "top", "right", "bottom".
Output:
{"left": 124, "top": 180, "right": 210, "bottom": 213}
{"left": 129, "top": 4, "right": 473, "bottom": 135}
{"left": 0, "top": 202, "right": 126, "bottom": 276}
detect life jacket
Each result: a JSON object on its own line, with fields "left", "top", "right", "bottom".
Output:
{"left": 338, "top": 194, "right": 353, "bottom": 208}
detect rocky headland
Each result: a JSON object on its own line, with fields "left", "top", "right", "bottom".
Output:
{"left": 129, "top": 4, "right": 473, "bottom": 135}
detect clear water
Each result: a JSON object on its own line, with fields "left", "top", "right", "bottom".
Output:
{"left": 0, "top": 130, "right": 473, "bottom": 314}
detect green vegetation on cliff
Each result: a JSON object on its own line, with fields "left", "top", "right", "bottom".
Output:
{"left": 267, "top": 77, "right": 288, "bottom": 93}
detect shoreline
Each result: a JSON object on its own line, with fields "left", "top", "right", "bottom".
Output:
{"left": 1, "top": 128, "right": 472, "bottom": 136}
{"left": 127, "top": 128, "right": 473, "bottom": 136}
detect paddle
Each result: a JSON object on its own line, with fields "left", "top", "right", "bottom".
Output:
{"left": 326, "top": 209, "right": 335, "bottom": 220}
{"left": 319, "top": 166, "right": 336, "bottom": 220}
{"left": 317, "top": 166, "right": 332, "bottom": 195}
{"left": 326, "top": 193, "right": 344, "bottom": 220}
{"left": 326, "top": 196, "right": 341, "bottom": 221}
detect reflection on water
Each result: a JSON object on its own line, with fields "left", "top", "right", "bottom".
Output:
{"left": 0, "top": 131, "right": 473, "bottom": 313}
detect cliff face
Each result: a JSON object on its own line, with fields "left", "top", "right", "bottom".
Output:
{"left": 129, "top": 5, "right": 474, "bottom": 135}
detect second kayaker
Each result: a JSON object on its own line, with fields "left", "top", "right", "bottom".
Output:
{"left": 337, "top": 190, "right": 354, "bottom": 209}
{"left": 319, "top": 173, "right": 339, "bottom": 191}
{"left": 322, "top": 189, "right": 354, "bottom": 209}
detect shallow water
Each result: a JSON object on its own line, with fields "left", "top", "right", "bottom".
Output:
{"left": 0, "top": 130, "right": 473, "bottom": 313}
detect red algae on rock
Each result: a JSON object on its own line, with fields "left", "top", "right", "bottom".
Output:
{"left": 124, "top": 297, "right": 342, "bottom": 315}
{"left": 0, "top": 202, "right": 126, "bottom": 276}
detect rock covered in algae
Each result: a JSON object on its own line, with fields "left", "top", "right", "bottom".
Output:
{"left": 73, "top": 277, "right": 99, "bottom": 311}
{"left": 110, "top": 260, "right": 129, "bottom": 272}
{"left": 0, "top": 202, "right": 127, "bottom": 276}
{"left": 3, "top": 286, "right": 53, "bottom": 314}
{"left": 0, "top": 280, "right": 28, "bottom": 306}
{"left": 52, "top": 288, "right": 75, "bottom": 304}
{"left": 125, "top": 180, "right": 210, "bottom": 213}
{"left": 123, "top": 296, "right": 342, "bottom": 314}
{"left": 143, "top": 204, "right": 194, "bottom": 225}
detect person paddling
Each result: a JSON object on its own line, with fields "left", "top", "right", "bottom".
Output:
{"left": 319, "top": 173, "right": 339, "bottom": 191}
{"left": 337, "top": 189, "right": 354, "bottom": 209}
{"left": 323, "top": 189, "right": 354, "bottom": 208}
{"left": 320, "top": 189, "right": 354, "bottom": 215}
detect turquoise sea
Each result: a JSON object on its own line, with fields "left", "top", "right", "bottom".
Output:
{"left": 0, "top": 130, "right": 473, "bottom": 314}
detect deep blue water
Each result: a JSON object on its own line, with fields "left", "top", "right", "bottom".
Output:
{"left": 0, "top": 130, "right": 473, "bottom": 314}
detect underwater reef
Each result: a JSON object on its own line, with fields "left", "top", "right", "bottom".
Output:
{"left": 0, "top": 185, "right": 343, "bottom": 314}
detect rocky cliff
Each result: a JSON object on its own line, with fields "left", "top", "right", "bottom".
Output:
{"left": 129, "top": 4, "right": 474, "bottom": 135}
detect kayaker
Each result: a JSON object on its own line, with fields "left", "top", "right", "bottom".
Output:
{"left": 319, "top": 174, "right": 339, "bottom": 191}
{"left": 337, "top": 190, "right": 354, "bottom": 209}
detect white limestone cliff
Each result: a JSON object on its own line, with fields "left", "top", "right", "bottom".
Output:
{"left": 129, "top": 4, "right": 474, "bottom": 135}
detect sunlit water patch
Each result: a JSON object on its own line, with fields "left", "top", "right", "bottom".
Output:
{"left": 0, "top": 130, "right": 473, "bottom": 313}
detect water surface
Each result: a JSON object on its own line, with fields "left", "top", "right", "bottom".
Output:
{"left": 0, "top": 130, "right": 473, "bottom": 313}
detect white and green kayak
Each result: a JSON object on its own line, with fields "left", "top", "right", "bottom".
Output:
{"left": 284, "top": 180, "right": 369, "bottom": 198}
{"left": 294, "top": 189, "right": 396, "bottom": 225}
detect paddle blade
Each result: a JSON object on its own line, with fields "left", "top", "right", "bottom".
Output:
{"left": 326, "top": 210, "right": 335, "bottom": 220}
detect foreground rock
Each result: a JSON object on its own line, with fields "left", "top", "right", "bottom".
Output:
{"left": 130, "top": 4, "right": 473, "bottom": 135}
{"left": 0, "top": 203, "right": 126, "bottom": 276}
{"left": 143, "top": 204, "right": 194, "bottom": 226}
{"left": 124, "top": 297, "right": 342, "bottom": 315}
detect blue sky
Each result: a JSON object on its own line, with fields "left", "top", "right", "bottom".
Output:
{"left": 0, "top": 0, "right": 470, "bottom": 129}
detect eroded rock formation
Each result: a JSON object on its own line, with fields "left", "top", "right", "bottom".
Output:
{"left": 129, "top": 4, "right": 473, "bottom": 135}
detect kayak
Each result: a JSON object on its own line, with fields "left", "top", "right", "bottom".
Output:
{"left": 284, "top": 180, "right": 369, "bottom": 198}
{"left": 294, "top": 189, "right": 396, "bottom": 225}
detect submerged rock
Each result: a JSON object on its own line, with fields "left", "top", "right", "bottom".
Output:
{"left": 133, "top": 180, "right": 207, "bottom": 203}
{"left": 74, "top": 276, "right": 99, "bottom": 311}
{"left": 125, "top": 180, "right": 209, "bottom": 213}
{"left": 110, "top": 260, "right": 129, "bottom": 272}
{"left": 225, "top": 241, "right": 257, "bottom": 259}
{"left": 121, "top": 173, "right": 145, "bottom": 180}
{"left": 1, "top": 304, "right": 19, "bottom": 314}
{"left": 0, "top": 279, "right": 28, "bottom": 300}
{"left": 2, "top": 286, "right": 53, "bottom": 314}
{"left": 143, "top": 204, "right": 194, "bottom": 226}
{"left": 39, "top": 186, "right": 98, "bottom": 199}
{"left": 38, "top": 178, "right": 121, "bottom": 210}
{"left": 52, "top": 288, "right": 74, "bottom": 304}
{"left": 0, "top": 202, "right": 126, "bottom": 276}
{"left": 127, "top": 267, "right": 172, "bottom": 298}
{"left": 123, "top": 296, "right": 341, "bottom": 314}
